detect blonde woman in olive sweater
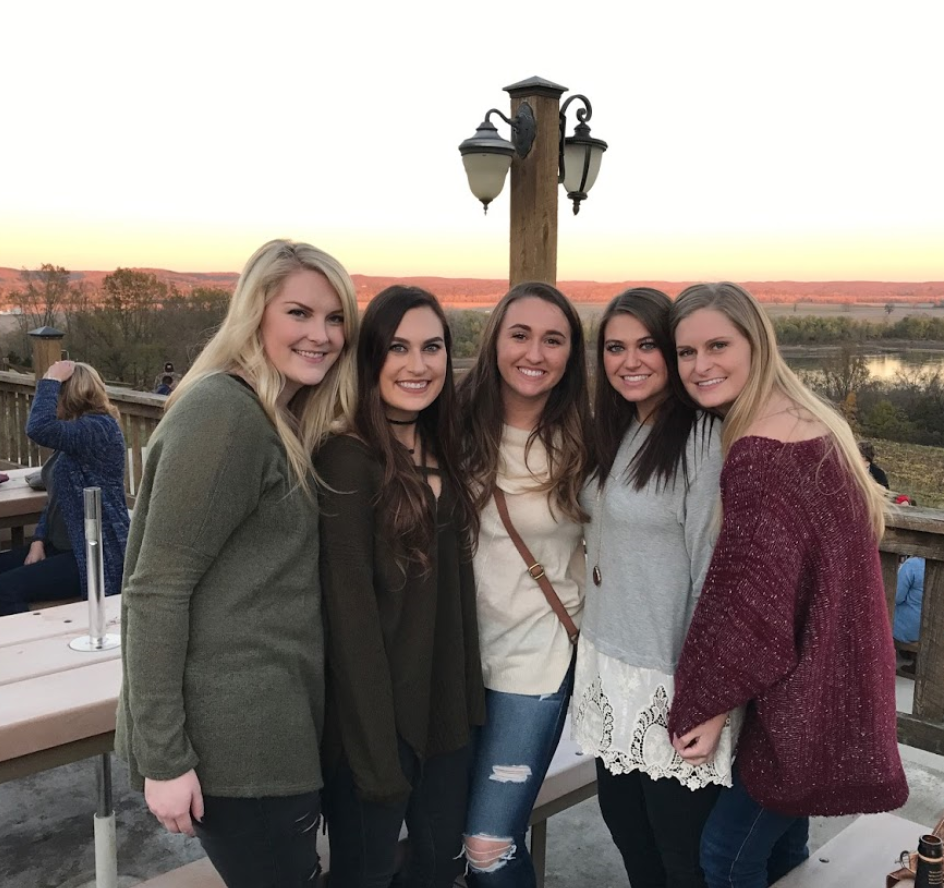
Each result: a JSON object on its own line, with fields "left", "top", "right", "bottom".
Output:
{"left": 116, "top": 240, "right": 358, "bottom": 888}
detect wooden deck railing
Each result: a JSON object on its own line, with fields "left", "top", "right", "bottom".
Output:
{"left": 0, "top": 370, "right": 164, "bottom": 495}
{"left": 881, "top": 508, "right": 944, "bottom": 755}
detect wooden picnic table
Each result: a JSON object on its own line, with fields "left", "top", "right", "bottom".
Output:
{"left": 0, "top": 466, "right": 47, "bottom": 549}
{"left": 0, "top": 595, "right": 122, "bottom": 783}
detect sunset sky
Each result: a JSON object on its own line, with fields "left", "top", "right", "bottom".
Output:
{"left": 2, "top": 1, "right": 942, "bottom": 283}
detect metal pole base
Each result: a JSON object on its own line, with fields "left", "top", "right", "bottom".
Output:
{"left": 69, "top": 634, "right": 121, "bottom": 652}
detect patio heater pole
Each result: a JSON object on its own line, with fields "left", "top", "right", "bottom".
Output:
{"left": 94, "top": 753, "right": 118, "bottom": 888}
{"left": 67, "top": 487, "right": 120, "bottom": 888}
{"left": 69, "top": 488, "right": 120, "bottom": 653}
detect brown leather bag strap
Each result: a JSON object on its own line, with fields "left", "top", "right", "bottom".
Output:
{"left": 493, "top": 487, "right": 579, "bottom": 645}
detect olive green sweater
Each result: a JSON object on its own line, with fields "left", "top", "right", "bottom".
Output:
{"left": 316, "top": 435, "right": 486, "bottom": 805}
{"left": 115, "top": 374, "right": 325, "bottom": 797}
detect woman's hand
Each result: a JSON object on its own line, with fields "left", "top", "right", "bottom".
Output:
{"left": 144, "top": 770, "right": 204, "bottom": 836}
{"left": 44, "top": 360, "right": 75, "bottom": 382}
{"left": 672, "top": 712, "right": 728, "bottom": 766}
{"left": 24, "top": 540, "right": 45, "bottom": 565}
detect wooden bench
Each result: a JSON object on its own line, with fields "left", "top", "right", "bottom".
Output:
{"left": 136, "top": 735, "right": 597, "bottom": 888}
{"left": 772, "top": 812, "right": 927, "bottom": 886}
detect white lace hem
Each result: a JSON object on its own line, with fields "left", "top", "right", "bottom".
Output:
{"left": 571, "top": 635, "right": 742, "bottom": 790}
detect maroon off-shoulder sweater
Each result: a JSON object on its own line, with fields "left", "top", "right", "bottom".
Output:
{"left": 667, "top": 435, "right": 908, "bottom": 817}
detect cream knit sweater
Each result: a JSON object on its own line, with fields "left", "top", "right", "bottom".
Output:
{"left": 474, "top": 425, "right": 584, "bottom": 695}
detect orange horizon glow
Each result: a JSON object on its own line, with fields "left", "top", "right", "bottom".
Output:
{"left": 1, "top": 222, "right": 942, "bottom": 284}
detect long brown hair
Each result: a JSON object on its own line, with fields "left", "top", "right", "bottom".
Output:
{"left": 354, "top": 285, "right": 477, "bottom": 570}
{"left": 592, "top": 288, "right": 713, "bottom": 490}
{"left": 57, "top": 363, "right": 120, "bottom": 422}
{"left": 457, "top": 282, "right": 591, "bottom": 523}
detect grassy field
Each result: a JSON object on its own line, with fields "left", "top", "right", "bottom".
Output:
{"left": 872, "top": 439, "right": 944, "bottom": 508}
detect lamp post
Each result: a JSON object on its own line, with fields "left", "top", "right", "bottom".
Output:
{"left": 459, "top": 76, "right": 607, "bottom": 287}
{"left": 28, "top": 325, "right": 65, "bottom": 380}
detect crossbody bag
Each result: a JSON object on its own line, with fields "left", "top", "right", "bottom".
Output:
{"left": 492, "top": 487, "right": 579, "bottom": 646}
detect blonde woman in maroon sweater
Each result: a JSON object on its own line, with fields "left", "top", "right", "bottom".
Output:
{"left": 667, "top": 282, "right": 907, "bottom": 888}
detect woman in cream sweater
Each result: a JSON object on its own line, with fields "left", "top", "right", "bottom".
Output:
{"left": 456, "top": 282, "right": 591, "bottom": 888}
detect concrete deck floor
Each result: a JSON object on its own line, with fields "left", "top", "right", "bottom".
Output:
{"left": 2, "top": 677, "right": 942, "bottom": 888}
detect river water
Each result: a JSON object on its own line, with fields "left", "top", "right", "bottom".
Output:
{"left": 785, "top": 349, "right": 944, "bottom": 381}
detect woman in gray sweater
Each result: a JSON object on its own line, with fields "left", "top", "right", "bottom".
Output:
{"left": 572, "top": 288, "right": 736, "bottom": 888}
{"left": 116, "top": 239, "right": 359, "bottom": 888}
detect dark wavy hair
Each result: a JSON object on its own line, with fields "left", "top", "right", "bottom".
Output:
{"left": 354, "top": 285, "right": 478, "bottom": 569}
{"left": 457, "top": 281, "right": 591, "bottom": 523}
{"left": 592, "top": 287, "right": 712, "bottom": 490}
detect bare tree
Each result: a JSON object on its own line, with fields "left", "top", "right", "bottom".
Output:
{"left": 8, "top": 264, "right": 73, "bottom": 329}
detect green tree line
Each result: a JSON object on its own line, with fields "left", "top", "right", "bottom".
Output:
{"left": 3, "top": 265, "right": 230, "bottom": 389}
{"left": 774, "top": 314, "right": 944, "bottom": 345}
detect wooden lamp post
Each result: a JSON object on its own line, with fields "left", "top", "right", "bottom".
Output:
{"left": 28, "top": 326, "right": 65, "bottom": 380}
{"left": 459, "top": 76, "right": 608, "bottom": 287}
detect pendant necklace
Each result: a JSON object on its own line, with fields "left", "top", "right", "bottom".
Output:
{"left": 591, "top": 483, "right": 604, "bottom": 586}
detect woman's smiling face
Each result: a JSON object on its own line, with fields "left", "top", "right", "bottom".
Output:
{"left": 495, "top": 296, "right": 572, "bottom": 412}
{"left": 674, "top": 308, "right": 752, "bottom": 414}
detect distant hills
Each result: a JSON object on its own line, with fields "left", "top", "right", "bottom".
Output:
{"left": 1, "top": 267, "right": 943, "bottom": 306}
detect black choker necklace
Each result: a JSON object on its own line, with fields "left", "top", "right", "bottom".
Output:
{"left": 387, "top": 417, "right": 418, "bottom": 425}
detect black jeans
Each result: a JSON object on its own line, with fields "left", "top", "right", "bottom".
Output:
{"left": 0, "top": 543, "right": 80, "bottom": 616}
{"left": 596, "top": 759, "right": 721, "bottom": 888}
{"left": 193, "top": 791, "right": 321, "bottom": 888}
{"left": 323, "top": 737, "right": 470, "bottom": 888}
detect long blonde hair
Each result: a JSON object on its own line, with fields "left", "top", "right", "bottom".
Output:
{"left": 672, "top": 282, "right": 886, "bottom": 539}
{"left": 168, "top": 239, "right": 359, "bottom": 490}
{"left": 58, "top": 363, "right": 120, "bottom": 421}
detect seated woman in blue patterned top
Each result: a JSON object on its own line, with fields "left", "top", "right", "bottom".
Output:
{"left": 0, "top": 360, "right": 129, "bottom": 615}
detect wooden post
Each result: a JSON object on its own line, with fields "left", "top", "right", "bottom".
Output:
{"left": 28, "top": 326, "right": 65, "bottom": 381}
{"left": 504, "top": 77, "right": 566, "bottom": 288}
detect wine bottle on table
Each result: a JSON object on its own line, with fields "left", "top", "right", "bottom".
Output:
{"left": 915, "top": 834, "right": 943, "bottom": 887}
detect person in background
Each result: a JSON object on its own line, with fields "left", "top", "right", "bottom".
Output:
{"left": 894, "top": 556, "right": 924, "bottom": 645}
{"left": 317, "top": 285, "right": 484, "bottom": 888}
{"left": 456, "top": 282, "right": 590, "bottom": 888}
{"left": 0, "top": 360, "right": 129, "bottom": 616}
{"left": 669, "top": 282, "right": 908, "bottom": 888}
{"left": 154, "top": 361, "right": 182, "bottom": 392}
{"left": 116, "top": 239, "right": 359, "bottom": 888}
{"left": 154, "top": 374, "right": 174, "bottom": 396}
{"left": 858, "top": 440, "right": 889, "bottom": 488}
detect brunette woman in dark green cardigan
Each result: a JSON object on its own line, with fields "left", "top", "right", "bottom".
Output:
{"left": 316, "top": 286, "right": 485, "bottom": 888}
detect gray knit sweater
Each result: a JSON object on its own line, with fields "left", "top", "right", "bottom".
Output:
{"left": 580, "top": 416, "right": 722, "bottom": 674}
{"left": 115, "top": 374, "right": 324, "bottom": 797}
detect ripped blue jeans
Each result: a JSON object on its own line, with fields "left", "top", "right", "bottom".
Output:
{"left": 463, "top": 663, "right": 573, "bottom": 888}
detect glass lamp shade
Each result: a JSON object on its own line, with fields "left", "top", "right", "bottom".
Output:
{"left": 459, "top": 118, "right": 515, "bottom": 213}
{"left": 461, "top": 152, "right": 513, "bottom": 212}
{"left": 562, "top": 125, "right": 608, "bottom": 214}
{"left": 563, "top": 141, "right": 604, "bottom": 194}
